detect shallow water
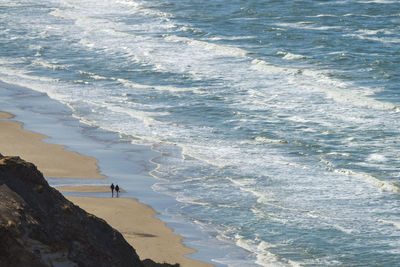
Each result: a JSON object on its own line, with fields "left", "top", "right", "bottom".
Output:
{"left": 1, "top": 0, "right": 400, "bottom": 265}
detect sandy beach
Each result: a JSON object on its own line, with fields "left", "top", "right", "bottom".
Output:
{"left": 58, "top": 185, "right": 127, "bottom": 193}
{"left": 0, "top": 111, "right": 213, "bottom": 267}
{"left": 0, "top": 111, "right": 104, "bottom": 179}
{"left": 67, "top": 195, "right": 212, "bottom": 267}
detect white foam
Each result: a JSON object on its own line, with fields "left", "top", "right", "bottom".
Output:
{"left": 251, "top": 59, "right": 293, "bottom": 75}
{"left": 287, "top": 116, "right": 311, "bottom": 123}
{"left": 326, "top": 152, "right": 351, "bottom": 157}
{"left": 115, "top": 0, "right": 140, "bottom": 7}
{"left": 283, "top": 53, "right": 307, "bottom": 60}
{"left": 250, "top": 57, "right": 400, "bottom": 113}
{"left": 180, "top": 26, "right": 204, "bottom": 35}
{"left": 31, "top": 59, "right": 69, "bottom": 70}
{"left": 257, "top": 241, "right": 303, "bottom": 267}
{"left": 0, "top": 1, "right": 23, "bottom": 7}
{"left": 246, "top": 136, "right": 288, "bottom": 145}
{"left": 0, "top": 66, "right": 63, "bottom": 102}
{"left": 378, "top": 219, "right": 400, "bottom": 229}
{"left": 358, "top": 0, "right": 396, "bottom": 3}
{"left": 345, "top": 33, "right": 400, "bottom": 44}
{"left": 234, "top": 235, "right": 302, "bottom": 267}
{"left": 367, "top": 153, "right": 387, "bottom": 162}
{"left": 181, "top": 145, "right": 227, "bottom": 168}
{"left": 274, "top": 22, "right": 342, "bottom": 31}
{"left": 292, "top": 69, "right": 399, "bottom": 112}
{"left": 343, "top": 13, "right": 393, "bottom": 18}
{"left": 226, "top": 177, "right": 256, "bottom": 187}
{"left": 333, "top": 168, "right": 400, "bottom": 193}
{"left": 100, "top": 102, "right": 164, "bottom": 128}
{"left": 0, "top": 66, "right": 58, "bottom": 83}
{"left": 117, "top": 78, "right": 200, "bottom": 93}
{"left": 49, "top": 8, "right": 69, "bottom": 19}
{"left": 175, "top": 195, "right": 211, "bottom": 206}
{"left": 206, "top": 35, "right": 256, "bottom": 41}
{"left": 356, "top": 29, "right": 393, "bottom": 35}
{"left": 78, "top": 71, "right": 109, "bottom": 80}
{"left": 308, "top": 14, "right": 338, "bottom": 18}
{"left": 226, "top": 177, "right": 278, "bottom": 205}
{"left": 332, "top": 224, "right": 356, "bottom": 235}
{"left": 277, "top": 51, "right": 310, "bottom": 60}
{"left": 134, "top": 6, "right": 174, "bottom": 19}
{"left": 164, "top": 34, "right": 249, "bottom": 57}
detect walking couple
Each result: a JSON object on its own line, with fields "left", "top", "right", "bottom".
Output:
{"left": 110, "top": 183, "right": 120, "bottom": 197}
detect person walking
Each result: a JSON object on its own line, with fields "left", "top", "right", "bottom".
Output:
{"left": 110, "top": 183, "right": 115, "bottom": 197}
{"left": 115, "top": 184, "right": 120, "bottom": 197}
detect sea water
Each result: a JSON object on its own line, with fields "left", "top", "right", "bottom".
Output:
{"left": 1, "top": 0, "right": 400, "bottom": 265}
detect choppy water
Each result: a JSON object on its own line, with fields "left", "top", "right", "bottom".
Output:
{"left": 2, "top": 0, "right": 400, "bottom": 265}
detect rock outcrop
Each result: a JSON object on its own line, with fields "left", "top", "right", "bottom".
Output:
{"left": 0, "top": 156, "right": 178, "bottom": 267}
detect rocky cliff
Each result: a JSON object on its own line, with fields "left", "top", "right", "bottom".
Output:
{"left": 0, "top": 156, "right": 178, "bottom": 267}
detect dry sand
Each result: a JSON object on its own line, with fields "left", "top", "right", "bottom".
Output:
{"left": 0, "top": 112, "right": 104, "bottom": 178}
{"left": 0, "top": 111, "right": 213, "bottom": 267}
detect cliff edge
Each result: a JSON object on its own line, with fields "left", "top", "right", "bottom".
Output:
{"left": 0, "top": 156, "right": 178, "bottom": 267}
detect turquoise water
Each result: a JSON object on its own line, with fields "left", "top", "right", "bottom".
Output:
{"left": 1, "top": 0, "right": 400, "bottom": 265}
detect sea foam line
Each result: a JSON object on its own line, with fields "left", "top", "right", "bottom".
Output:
{"left": 331, "top": 168, "right": 400, "bottom": 193}
{"left": 234, "top": 235, "right": 303, "bottom": 267}
{"left": 250, "top": 58, "right": 399, "bottom": 112}
{"left": 163, "top": 34, "right": 249, "bottom": 57}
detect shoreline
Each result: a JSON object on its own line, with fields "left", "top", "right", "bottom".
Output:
{"left": 0, "top": 111, "right": 104, "bottom": 179}
{"left": 67, "top": 195, "right": 212, "bottom": 267}
{"left": 58, "top": 185, "right": 127, "bottom": 193}
{"left": 0, "top": 110, "right": 213, "bottom": 267}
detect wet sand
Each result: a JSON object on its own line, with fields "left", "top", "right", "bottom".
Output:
{"left": 58, "top": 185, "right": 126, "bottom": 193}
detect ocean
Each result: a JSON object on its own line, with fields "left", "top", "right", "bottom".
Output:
{"left": 1, "top": 0, "right": 400, "bottom": 266}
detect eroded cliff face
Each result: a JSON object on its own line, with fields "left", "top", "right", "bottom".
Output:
{"left": 0, "top": 156, "right": 177, "bottom": 267}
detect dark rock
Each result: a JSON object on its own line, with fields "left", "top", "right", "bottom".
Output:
{"left": 0, "top": 156, "right": 179, "bottom": 267}
{"left": 142, "top": 259, "right": 180, "bottom": 267}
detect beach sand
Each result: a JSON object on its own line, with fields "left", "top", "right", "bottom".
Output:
{"left": 0, "top": 111, "right": 14, "bottom": 119}
{"left": 67, "top": 196, "right": 213, "bottom": 267}
{"left": 0, "top": 111, "right": 213, "bottom": 267}
{"left": 0, "top": 112, "right": 104, "bottom": 179}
